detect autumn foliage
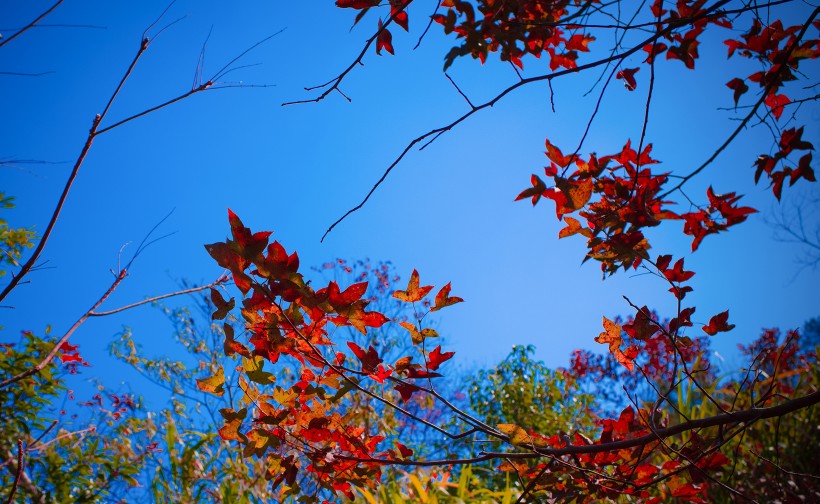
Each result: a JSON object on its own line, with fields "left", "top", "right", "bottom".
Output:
{"left": 194, "top": 1, "right": 820, "bottom": 502}
{"left": 2, "top": 0, "right": 818, "bottom": 502}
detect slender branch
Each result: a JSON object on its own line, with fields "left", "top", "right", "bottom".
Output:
{"left": 659, "top": 5, "right": 820, "bottom": 198}
{"left": 282, "top": 1, "right": 411, "bottom": 106}
{"left": 0, "top": 269, "right": 127, "bottom": 390}
{"left": 339, "top": 389, "right": 820, "bottom": 465}
{"left": 0, "top": 24, "right": 278, "bottom": 302}
{"left": 0, "top": 0, "right": 64, "bottom": 49}
{"left": 88, "top": 274, "right": 227, "bottom": 317}
{"left": 5, "top": 441, "right": 23, "bottom": 504}
{"left": 320, "top": 0, "right": 734, "bottom": 241}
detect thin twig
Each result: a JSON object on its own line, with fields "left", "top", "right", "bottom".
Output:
{"left": 0, "top": 0, "right": 64, "bottom": 49}
{"left": 320, "top": 0, "right": 735, "bottom": 241}
{"left": 89, "top": 275, "right": 227, "bottom": 317}
{"left": 5, "top": 440, "right": 23, "bottom": 504}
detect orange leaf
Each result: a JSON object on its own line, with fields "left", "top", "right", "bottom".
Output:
{"left": 555, "top": 177, "right": 594, "bottom": 210}
{"left": 430, "top": 282, "right": 464, "bottom": 312}
{"left": 393, "top": 269, "right": 433, "bottom": 303}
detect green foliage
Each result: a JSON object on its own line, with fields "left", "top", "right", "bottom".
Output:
{"left": 470, "top": 345, "right": 596, "bottom": 436}
{"left": 0, "top": 331, "right": 152, "bottom": 503}
{"left": 109, "top": 299, "right": 277, "bottom": 503}
{"left": 0, "top": 193, "right": 34, "bottom": 279}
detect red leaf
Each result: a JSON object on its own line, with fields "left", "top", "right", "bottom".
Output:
{"left": 227, "top": 209, "right": 271, "bottom": 259}
{"left": 392, "top": 9, "right": 409, "bottom": 31}
{"left": 430, "top": 282, "right": 464, "bottom": 312}
{"left": 616, "top": 67, "right": 639, "bottom": 91}
{"left": 395, "top": 383, "right": 421, "bottom": 402}
{"left": 702, "top": 310, "right": 735, "bottom": 335}
{"left": 764, "top": 93, "right": 790, "bottom": 120}
{"left": 59, "top": 342, "right": 78, "bottom": 353}
{"left": 792, "top": 152, "right": 816, "bottom": 183}
{"left": 376, "top": 20, "right": 394, "bottom": 55}
{"left": 361, "top": 311, "right": 390, "bottom": 328}
{"left": 655, "top": 254, "right": 672, "bottom": 272}
{"left": 515, "top": 174, "right": 548, "bottom": 205}
{"left": 669, "top": 285, "right": 693, "bottom": 300}
{"left": 544, "top": 138, "right": 575, "bottom": 167}
{"left": 565, "top": 34, "right": 595, "bottom": 52}
{"left": 427, "top": 346, "right": 454, "bottom": 371}
{"left": 347, "top": 342, "right": 382, "bottom": 372}
{"left": 664, "top": 258, "right": 695, "bottom": 283}
{"left": 396, "top": 442, "right": 414, "bottom": 458}
{"left": 59, "top": 352, "right": 82, "bottom": 363}
{"left": 725, "top": 78, "right": 748, "bottom": 106}
{"left": 779, "top": 127, "right": 814, "bottom": 155}
{"left": 328, "top": 281, "right": 368, "bottom": 308}
{"left": 623, "top": 306, "right": 658, "bottom": 341}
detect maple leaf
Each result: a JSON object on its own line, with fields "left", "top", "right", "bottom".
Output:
{"left": 395, "top": 382, "right": 421, "bottom": 402}
{"left": 227, "top": 209, "right": 271, "bottom": 260}
{"left": 779, "top": 127, "right": 814, "bottom": 155}
{"left": 702, "top": 310, "right": 735, "bottom": 335}
{"left": 210, "top": 288, "right": 234, "bottom": 320}
{"left": 792, "top": 152, "right": 816, "bottom": 183}
{"left": 595, "top": 317, "right": 636, "bottom": 371}
{"left": 197, "top": 366, "right": 225, "bottom": 396}
{"left": 664, "top": 258, "right": 695, "bottom": 283}
{"left": 565, "top": 34, "right": 595, "bottom": 52}
{"left": 643, "top": 42, "right": 668, "bottom": 63}
{"left": 655, "top": 254, "right": 672, "bottom": 272}
{"left": 393, "top": 356, "right": 412, "bottom": 373}
{"left": 616, "top": 67, "right": 639, "bottom": 91}
{"left": 327, "top": 280, "right": 368, "bottom": 309}
{"left": 218, "top": 407, "right": 248, "bottom": 442}
{"left": 725, "top": 78, "right": 748, "bottom": 106}
{"left": 427, "top": 345, "right": 454, "bottom": 370}
{"left": 223, "top": 323, "right": 251, "bottom": 358}
{"left": 544, "top": 138, "right": 575, "bottom": 167}
{"left": 347, "top": 341, "right": 382, "bottom": 373}
{"left": 396, "top": 442, "right": 414, "bottom": 458}
{"left": 430, "top": 282, "right": 464, "bottom": 312}
{"left": 393, "top": 269, "right": 433, "bottom": 302}
{"left": 558, "top": 216, "right": 593, "bottom": 239}
{"left": 376, "top": 20, "right": 394, "bottom": 55}
{"left": 391, "top": 5, "right": 409, "bottom": 31}
{"left": 669, "top": 285, "right": 694, "bottom": 300}
{"left": 497, "top": 423, "right": 534, "bottom": 447}
{"left": 515, "top": 174, "right": 548, "bottom": 205}
{"left": 405, "top": 367, "right": 442, "bottom": 379}
{"left": 59, "top": 352, "right": 83, "bottom": 364}
{"left": 764, "top": 93, "right": 790, "bottom": 120}
{"left": 555, "top": 177, "right": 593, "bottom": 210}
{"left": 204, "top": 241, "right": 253, "bottom": 294}
{"left": 623, "top": 306, "right": 658, "bottom": 341}
{"left": 399, "top": 321, "right": 439, "bottom": 345}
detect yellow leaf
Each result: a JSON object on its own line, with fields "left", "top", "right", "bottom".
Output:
{"left": 196, "top": 366, "right": 225, "bottom": 396}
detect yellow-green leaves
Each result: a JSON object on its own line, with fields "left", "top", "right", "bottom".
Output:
{"left": 497, "top": 423, "right": 548, "bottom": 448}
{"left": 196, "top": 365, "right": 225, "bottom": 396}
{"left": 399, "top": 322, "right": 439, "bottom": 345}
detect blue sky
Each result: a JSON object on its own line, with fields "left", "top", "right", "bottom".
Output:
{"left": 2, "top": 1, "right": 818, "bottom": 405}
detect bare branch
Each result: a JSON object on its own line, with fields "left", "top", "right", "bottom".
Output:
{"left": 0, "top": 1, "right": 64, "bottom": 49}
{"left": 0, "top": 268, "right": 127, "bottom": 390}
{"left": 89, "top": 275, "right": 228, "bottom": 317}
{"left": 4, "top": 441, "right": 23, "bottom": 504}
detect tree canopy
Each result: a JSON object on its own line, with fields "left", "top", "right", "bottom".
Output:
{"left": 1, "top": 1, "right": 819, "bottom": 502}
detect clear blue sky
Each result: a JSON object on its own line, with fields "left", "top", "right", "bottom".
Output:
{"left": 2, "top": 1, "right": 818, "bottom": 405}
